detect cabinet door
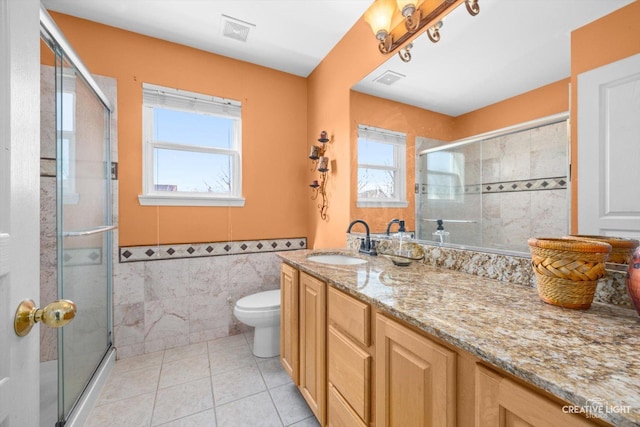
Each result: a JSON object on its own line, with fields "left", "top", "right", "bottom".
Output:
{"left": 476, "top": 365, "right": 595, "bottom": 427}
{"left": 280, "top": 263, "right": 299, "bottom": 383}
{"left": 299, "top": 272, "right": 326, "bottom": 425}
{"left": 376, "top": 314, "right": 456, "bottom": 427}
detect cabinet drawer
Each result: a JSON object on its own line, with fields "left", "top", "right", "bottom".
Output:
{"left": 328, "top": 384, "right": 368, "bottom": 427}
{"left": 328, "top": 287, "right": 370, "bottom": 346}
{"left": 328, "top": 326, "right": 371, "bottom": 423}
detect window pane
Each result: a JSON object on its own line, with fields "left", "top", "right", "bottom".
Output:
{"left": 153, "top": 148, "right": 232, "bottom": 193}
{"left": 153, "top": 108, "right": 234, "bottom": 149}
{"left": 358, "top": 138, "right": 395, "bottom": 166}
{"left": 358, "top": 167, "right": 396, "bottom": 199}
{"left": 57, "top": 92, "right": 75, "bottom": 132}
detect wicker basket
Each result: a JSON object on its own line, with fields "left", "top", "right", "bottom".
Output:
{"left": 528, "top": 237, "right": 612, "bottom": 309}
{"left": 563, "top": 235, "right": 639, "bottom": 264}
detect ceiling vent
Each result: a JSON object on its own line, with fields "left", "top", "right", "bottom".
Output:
{"left": 373, "top": 70, "right": 406, "bottom": 86}
{"left": 221, "top": 15, "right": 255, "bottom": 43}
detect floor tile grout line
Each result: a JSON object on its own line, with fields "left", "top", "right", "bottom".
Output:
{"left": 207, "top": 350, "right": 219, "bottom": 427}
{"left": 148, "top": 349, "right": 166, "bottom": 427}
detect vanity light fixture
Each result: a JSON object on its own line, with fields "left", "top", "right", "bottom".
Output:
{"left": 364, "top": 0, "right": 480, "bottom": 61}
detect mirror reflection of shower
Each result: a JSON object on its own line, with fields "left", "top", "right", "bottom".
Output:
{"left": 416, "top": 114, "right": 570, "bottom": 253}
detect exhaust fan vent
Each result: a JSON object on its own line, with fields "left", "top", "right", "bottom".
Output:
{"left": 221, "top": 15, "right": 255, "bottom": 42}
{"left": 373, "top": 70, "right": 406, "bottom": 86}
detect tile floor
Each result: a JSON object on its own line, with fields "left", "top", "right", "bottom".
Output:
{"left": 85, "top": 332, "right": 320, "bottom": 427}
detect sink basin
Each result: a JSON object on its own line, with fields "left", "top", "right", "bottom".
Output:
{"left": 307, "top": 254, "right": 367, "bottom": 265}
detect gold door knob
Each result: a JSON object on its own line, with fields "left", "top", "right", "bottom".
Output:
{"left": 14, "top": 299, "right": 77, "bottom": 337}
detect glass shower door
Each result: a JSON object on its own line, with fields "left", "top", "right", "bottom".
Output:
{"left": 55, "top": 50, "right": 113, "bottom": 422}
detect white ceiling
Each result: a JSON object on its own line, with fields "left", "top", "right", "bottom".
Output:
{"left": 42, "top": 0, "right": 633, "bottom": 116}
{"left": 41, "top": 0, "right": 373, "bottom": 77}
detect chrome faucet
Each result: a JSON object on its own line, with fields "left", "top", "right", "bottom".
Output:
{"left": 347, "top": 219, "right": 377, "bottom": 256}
{"left": 386, "top": 218, "right": 405, "bottom": 235}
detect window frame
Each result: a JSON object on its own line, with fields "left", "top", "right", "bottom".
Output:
{"left": 138, "top": 83, "right": 245, "bottom": 207}
{"left": 357, "top": 124, "right": 408, "bottom": 208}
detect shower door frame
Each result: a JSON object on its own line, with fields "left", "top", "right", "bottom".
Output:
{"left": 40, "top": 6, "right": 116, "bottom": 427}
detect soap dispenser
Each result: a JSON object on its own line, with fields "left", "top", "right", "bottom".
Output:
{"left": 432, "top": 219, "right": 450, "bottom": 245}
{"left": 393, "top": 220, "right": 409, "bottom": 256}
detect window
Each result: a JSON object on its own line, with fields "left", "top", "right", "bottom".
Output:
{"left": 357, "top": 125, "right": 408, "bottom": 208}
{"left": 426, "top": 151, "right": 465, "bottom": 201}
{"left": 138, "top": 83, "right": 244, "bottom": 206}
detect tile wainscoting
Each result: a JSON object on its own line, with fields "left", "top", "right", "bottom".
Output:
{"left": 113, "top": 238, "right": 306, "bottom": 359}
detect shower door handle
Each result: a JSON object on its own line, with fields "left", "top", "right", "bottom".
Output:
{"left": 14, "top": 299, "right": 77, "bottom": 337}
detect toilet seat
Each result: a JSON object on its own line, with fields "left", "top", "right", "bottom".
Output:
{"left": 235, "top": 289, "right": 280, "bottom": 311}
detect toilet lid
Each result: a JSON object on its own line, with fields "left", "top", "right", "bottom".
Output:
{"left": 236, "top": 289, "right": 280, "bottom": 311}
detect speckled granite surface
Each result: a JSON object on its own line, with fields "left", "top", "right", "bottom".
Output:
{"left": 278, "top": 249, "right": 640, "bottom": 427}
{"left": 346, "top": 233, "right": 633, "bottom": 307}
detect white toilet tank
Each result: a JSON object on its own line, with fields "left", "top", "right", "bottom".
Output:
{"left": 235, "top": 289, "right": 280, "bottom": 311}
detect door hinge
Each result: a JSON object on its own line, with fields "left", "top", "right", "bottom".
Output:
{"left": 414, "top": 183, "right": 419, "bottom": 193}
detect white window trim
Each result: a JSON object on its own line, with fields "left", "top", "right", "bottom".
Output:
{"left": 357, "top": 124, "right": 408, "bottom": 208}
{"left": 139, "top": 83, "right": 245, "bottom": 207}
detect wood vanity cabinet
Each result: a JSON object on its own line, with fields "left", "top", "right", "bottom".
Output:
{"left": 375, "top": 313, "right": 457, "bottom": 427}
{"left": 280, "top": 263, "right": 604, "bottom": 427}
{"left": 327, "top": 287, "right": 373, "bottom": 427}
{"left": 299, "top": 271, "right": 327, "bottom": 425}
{"left": 280, "top": 263, "right": 299, "bottom": 382}
{"left": 476, "top": 365, "right": 597, "bottom": 427}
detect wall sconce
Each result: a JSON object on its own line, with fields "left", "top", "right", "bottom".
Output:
{"left": 364, "top": 0, "right": 480, "bottom": 61}
{"left": 309, "top": 130, "right": 330, "bottom": 221}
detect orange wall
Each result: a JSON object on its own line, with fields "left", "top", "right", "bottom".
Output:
{"left": 453, "top": 78, "right": 570, "bottom": 139}
{"left": 349, "top": 91, "right": 455, "bottom": 234}
{"left": 49, "top": 13, "right": 309, "bottom": 247}
{"left": 570, "top": 0, "right": 640, "bottom": 232}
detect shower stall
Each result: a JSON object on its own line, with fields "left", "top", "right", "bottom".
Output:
{"left": 40, "top": 8, "right": 115, "bottom": 426}
{"left": 416, "top": 114, "right": 570, "bottom": 254}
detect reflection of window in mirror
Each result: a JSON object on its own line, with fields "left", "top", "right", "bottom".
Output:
{"left": 426, "top": 151, "right": 464, "bottom": 201}
{"left": 357, "top": 124, "right": 408, "bottom": 208}
{"left": 58, "top": 76, "right": 79, "bottom": 204}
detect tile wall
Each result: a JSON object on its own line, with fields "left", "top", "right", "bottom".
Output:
{"left": 113, "top": 239, "right": 306, "bottom": 359}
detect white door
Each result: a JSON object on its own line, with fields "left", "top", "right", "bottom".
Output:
{"left": 0, "top": 0, "right": 42, "bottom": 425}
{"left": 577, "top": 53, "right": 640, "bottom": 238}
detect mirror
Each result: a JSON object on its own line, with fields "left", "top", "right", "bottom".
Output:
{"left": 350, "top": 0, "right": 634, "bottom": 255}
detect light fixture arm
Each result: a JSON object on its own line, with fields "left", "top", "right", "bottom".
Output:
{"left": 427, "top": 21, "right": 443, "bottom": 43}
{"left": 465, "top": 0, "right": 480, "bottom": 16}
{"left": 398, "top": 43, "right": 413, "bottom": 63}
{"left": 404, "top": 8, "right": 422, "bottom": 32}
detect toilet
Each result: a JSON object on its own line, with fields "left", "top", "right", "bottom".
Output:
{"left": 233, "top": 289, "right": 281, "bottom": 358}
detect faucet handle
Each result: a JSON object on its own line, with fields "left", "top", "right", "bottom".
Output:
{"left": 370, "top": 239, "right": 378, "bottom": 256}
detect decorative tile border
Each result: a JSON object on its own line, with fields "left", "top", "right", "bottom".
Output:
{"left": 482, "top": 176, "right": 567, "bottom": 194}
{"left": 119, "top": 237, "right": 307, "bottom": 263}
{"left": 421, "top": 177, "right": 567, "bottom": 196}
{"left": 64, "top": 247, "right": 103, "bottom": 266}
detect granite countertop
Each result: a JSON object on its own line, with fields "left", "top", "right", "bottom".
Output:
{"left": 278, "top": 249, "right": 640, "bottom": 427}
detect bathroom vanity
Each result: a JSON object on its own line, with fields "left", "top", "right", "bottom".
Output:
{"left": 278, "top": 250, "right": 640, "bottom": 427}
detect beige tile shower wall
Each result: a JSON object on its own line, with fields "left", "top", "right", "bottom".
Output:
{"left": 112, "top": 252, "right": 282, "bottom": 359}
{"left": 481, "top": 121, "right": 568, "bottom": 252}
